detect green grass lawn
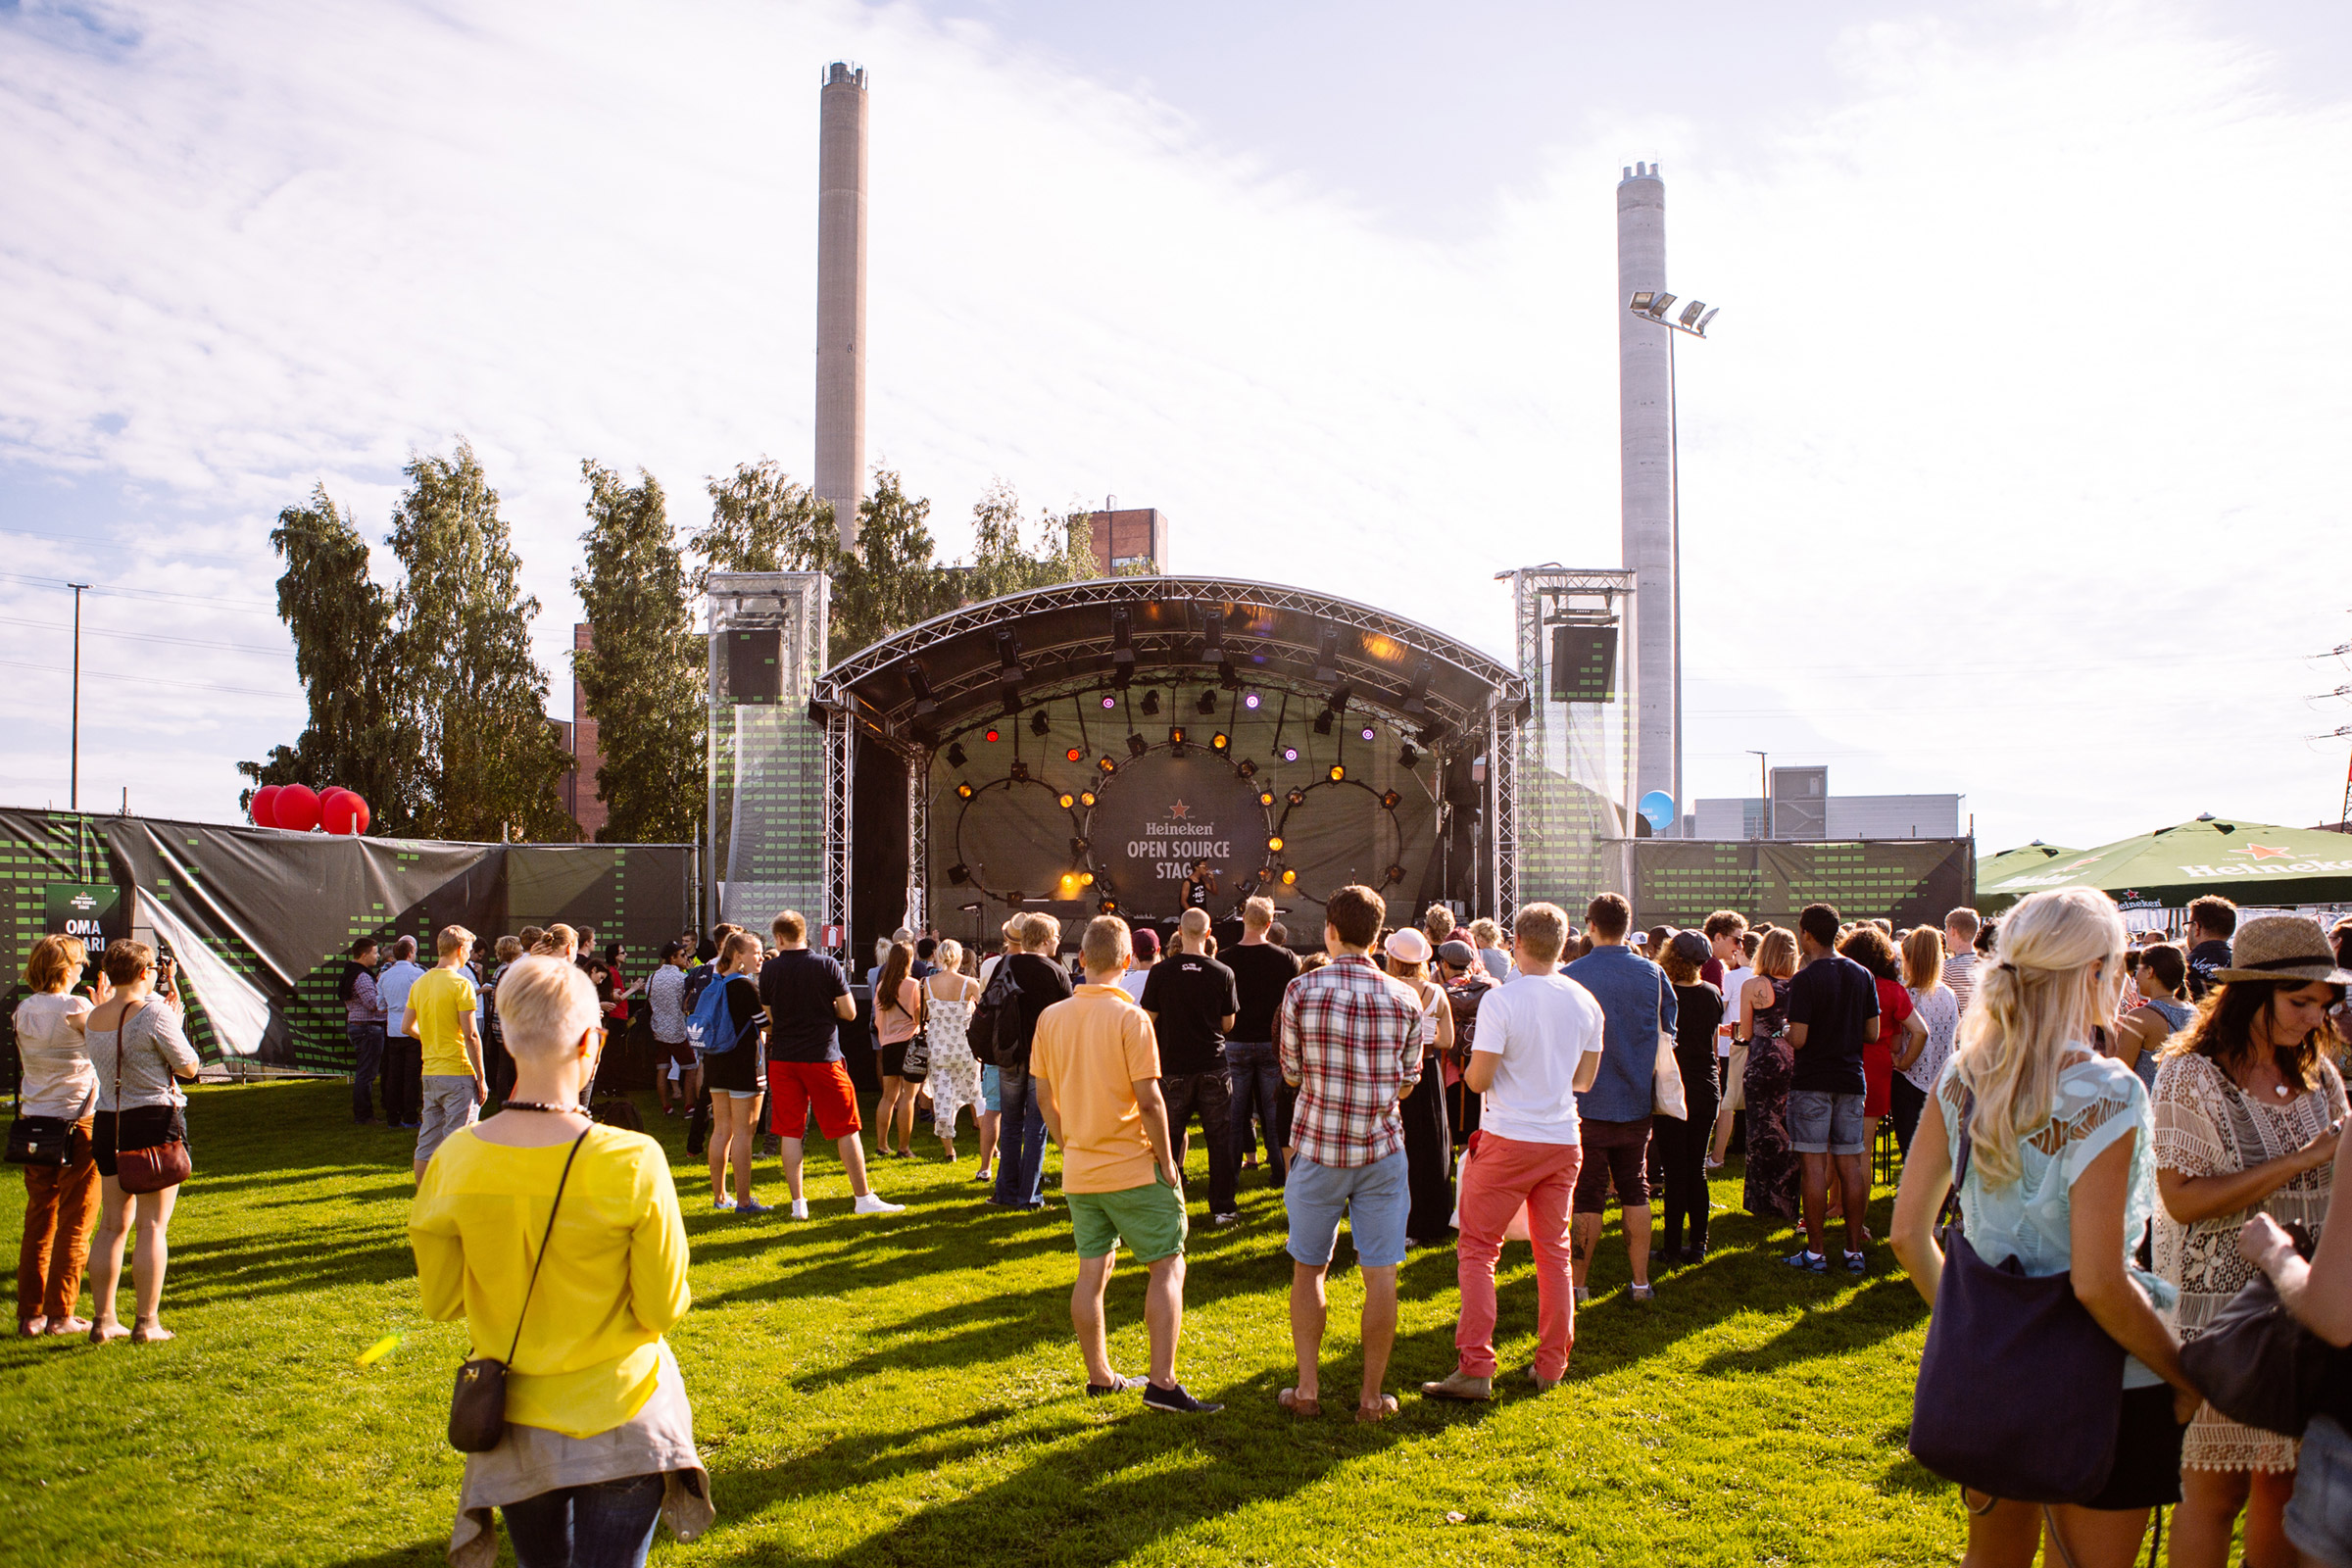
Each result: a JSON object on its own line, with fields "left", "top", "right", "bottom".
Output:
{"left": 1, "top": 1080, "right": 1967, "bottom": 1566}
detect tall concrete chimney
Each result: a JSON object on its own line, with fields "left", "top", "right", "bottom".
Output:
{"left": 1617, "top": 161, "right": 1679, "bottom": 829}
{"left": 815, "top": 62, "right": 869, "bottom": 550}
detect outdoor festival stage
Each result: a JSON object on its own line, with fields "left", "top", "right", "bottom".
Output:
{"left": 707, "top": 571, "right": 1973, "bottom": 957}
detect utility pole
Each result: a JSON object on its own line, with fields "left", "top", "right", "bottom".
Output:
{"left": 68, "top": 582, "right": 91, "bottom": 811}
{"left": 1746, "top": 749, "right": 1768, "bottom": 839}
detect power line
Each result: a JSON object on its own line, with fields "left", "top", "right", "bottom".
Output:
{"left": 0, "top": 615, "right": 294, "bottom": 661}
{"left": 0, "top": 656, "right": 291, "bottom": 702}
{"left": 0, "top": 569, "right": 279, "bottom": 614}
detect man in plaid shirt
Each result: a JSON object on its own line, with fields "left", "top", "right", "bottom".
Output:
{"left": 1275, "top": 884, "right": 1425, "bottom": 1422}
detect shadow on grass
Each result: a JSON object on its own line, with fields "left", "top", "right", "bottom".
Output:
{"left": 1692, "top": 1274, "right": 1925, "bottom": 1374}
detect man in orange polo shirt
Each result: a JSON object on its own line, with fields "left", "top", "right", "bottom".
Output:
{"left": 1031, "top": 915, "right": 1221, "bottom": 1415}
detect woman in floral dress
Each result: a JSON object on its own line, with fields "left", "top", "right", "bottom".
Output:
{"left": 2153, "top": 914, "right": 2352, "bottom": 1568}
{"left": 1741, "top": 927, "right": 1802, "bottom": 1228}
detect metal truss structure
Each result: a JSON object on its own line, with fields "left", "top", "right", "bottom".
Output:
{"left": 1498, "top": 565, "right": 1639, "bottom": 916}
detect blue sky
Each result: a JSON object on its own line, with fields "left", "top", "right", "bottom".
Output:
{"left": 4, "top": 0, "right": 2350, "bottom": 852}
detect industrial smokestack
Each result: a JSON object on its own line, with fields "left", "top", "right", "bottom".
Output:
{"left": 1617, "top": 161, "right": 1679, "bottom": 830}
{"left": 815, "top": 62, "right": 869, "bottom": 550}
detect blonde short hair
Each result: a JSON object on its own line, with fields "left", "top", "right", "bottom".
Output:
{"left": 1468, "top": 917, "right": 1502, "bottom": 947}
{"left": 1081, "top": 916, "right": 1132, "bottom": 973}
{"left": 936, "top": 939, "right": 963, "bottom": 970}
{"left": 1513, "top": 903, "right": 1569, "bottom": 964}
{"left": 494, "top": 936, "right": 523, "bottom": 963}
{"left": 437, "top": 924, "right": 474, "bottom": 956}
{"left": 494, "top": 956, "right": 600, "bottom": 1058}
{"left": 24, "top": 934, "right": 86, "bottom": 993}
{"left": 1178, "top": 907, "right": 1211, "bottom": 940}
{"left": 532, "top": 923, "right": 579, "bottom": 958}
{"left": 1020, "top": 912, "right": 1061, "bottom": 952}
{"left": 1242, "top": 896, "right": 1274, "bottom": 932}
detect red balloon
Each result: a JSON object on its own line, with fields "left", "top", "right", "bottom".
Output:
{"left": 318, "top": 785, "right": 349, "bottom": 813}
{"left": 274, "top": 784, "right": 321, "bottom": 832}
{"left": 249, "top": 785, "right": 282, "bottom": 828}
{"left": 322, "top": 790, "right": 369, "bottom": 837}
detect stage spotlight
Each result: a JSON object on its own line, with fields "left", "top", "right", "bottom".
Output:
{"left": 1168, "top": 726, "right": 1187, "bottom": 746}
{"left": 956, "top": 782, "right": 975, "bottom": 800}
{"left": 1360, "top": 726, "right": 1376, "bottom": 743}
{"left": 1127, "top": 734, "right": 1149, "bottom": 759}
{"left": 1197, "top": 688, "right": 1217, "bottom": 716}
{"left": 1381, "top": 790, "right": 1401, "bottom": 809}
{"left": 1288, "top": 788, "right": 1306, "bottom": 807}
{"left": 1312, "top": 710, "right": 1334, "bottom": 737}
{"left": 1079, "top": 790, "right": 1097, "bottom": 808}
{"left": 1066, "top": 747, "right": 1083, "bottom": 762}
{"left": 1102, "top": 694, "right": 1117, "bottom": 709}
{"left": 1236, "top": 758, "right": 1256, "bottom": 778}
{"left": 1384, "top": 864, "right": 1406, "bottom": 885}
{"left": 1030, "top": 709, "right": 1051, "bottom": 738}
{"left": 1267, "top": 835, "right": 1285, "bottom": 852}
{"left": 1281, "top": 868, "right": 1298, "bottom": 886}
{"left": 1098, "top": 897, "right": 1118, "bottom": 914}
{"left": 1080, "top": 871, "right": 1095, "bottom": 887}
{"left": 1257, "top": 865, "right": 1276, "bottom": 884}
{"left": 947, "top": 862, "right": 970, "bottom": 884}
{"left": 1396, "top": 744, "right": 1418, "bottom": 770}
{"left": 1330, "top": 683, "right": 1352, "bottom": 713}
{"left": 1243, "top": 690, "right": 1261, "bottom": 710}
{"left": 1009, "top": 760, "right": 1030, "bottom": 783}
{"left": 1211, "top": 732, "right": 1229, "bottom": 752}
{"left": 946, "top": 742, "right": 967, "bottom": 767}
{"left": 1282, "top": 745, "right": 1299, "bottom": 762}
{"left": 1258, "top": 790, "right": 1276, "bottom": 807}
{"left": 1057, "top": 793, "right": 1075, "bottom": 809}
{"left": 1098, "top": 756, "right": 1117, "bottom": 774}
{"left": 1328, "top": 763, "right": 1347, "bottom": 782}
{"left": 1058, "top": 872, "right": 1079, "bottom": 895}
{"left": 906, "top": 659, "right": 940, "bottom": 739}
{"left": 1141, "top": 690, "right": 1161, "bottom": 717}
{"left": 1069, "top": 836, "right": 1089, "bottom": 855}
{"left": 984, "top": 727, "right": 1001, "bottom": 744}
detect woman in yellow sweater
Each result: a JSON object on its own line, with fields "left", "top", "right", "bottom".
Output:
{"left": 409, "top": 955, "right": 711, "bottom": 1568}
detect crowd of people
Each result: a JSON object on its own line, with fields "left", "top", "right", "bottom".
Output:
{"left": 15, "top": 885, "right": 2352, "bottom": 1568}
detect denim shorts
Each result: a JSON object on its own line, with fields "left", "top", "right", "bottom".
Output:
{"left": 1788, "top": 1089, "right": 1868, "bottom": 1154}
{"left": 416, "top": 1076, "right": 479, "bottom": 1164}
{"left": 2288, "top": 1413, "right": 2352, "bottom": 1568}
{"left": 979, "top": 1064, "right": 1002, "bottom": 1114}
{"left": 1284, "top": 1150, "right": 1409, "bottom": 1269}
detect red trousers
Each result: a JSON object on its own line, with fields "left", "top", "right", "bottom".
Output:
{"left": 1453, "top": 1131, "right": 1583, "bottom": 1381}
{"left": 18, "top": 1121, "right": 99, "bottom": 1324}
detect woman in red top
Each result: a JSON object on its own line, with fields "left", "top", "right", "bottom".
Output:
{"left": 1838, "top": 925, "right": 1924, "bottom": 1123}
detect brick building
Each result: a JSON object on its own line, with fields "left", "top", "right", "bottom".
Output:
{"left": 1087, "top": 509, "right": 1170, "bottom": 576}
{"left": 566, "top": 622, "right": 609, "bottom": 842}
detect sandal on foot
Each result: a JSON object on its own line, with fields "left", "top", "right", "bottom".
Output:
{"left": 1277, "top": 1387, "right": 1324, "bottom": 1417}
{"left": 1356, "top": 1394, "right": 1400, "bottom": 1424}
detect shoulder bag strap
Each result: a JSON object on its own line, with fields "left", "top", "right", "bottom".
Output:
{"left": 505, "top": 1127, "right": 592, "bottom": 1368}
{"left": 1938, "top": 1084, "right": 1976, "bottom": 1233}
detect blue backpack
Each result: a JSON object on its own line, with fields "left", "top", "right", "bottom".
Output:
{"left": 685, "top": 972, "right": 753, "bottom": 1055}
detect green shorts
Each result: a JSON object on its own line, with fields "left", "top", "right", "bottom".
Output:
{"left": 1066, "top": 1179, "right": 1188, "bottom": 1263}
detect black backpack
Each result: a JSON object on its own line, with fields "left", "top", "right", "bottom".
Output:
{"left": 970, "top": 960, "right": 1025, "bottom": 1068}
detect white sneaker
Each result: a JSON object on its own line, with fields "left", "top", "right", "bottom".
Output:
{"left": 790, "top": 1199, "right": 809, "bottom": 1220}
{"left": 852, "top": 1193, "right": 906, "bottom": 1215}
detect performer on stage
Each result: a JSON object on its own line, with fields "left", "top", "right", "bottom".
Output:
{"left": 1180, "top": 860, "right": 1219, "bottom": 916}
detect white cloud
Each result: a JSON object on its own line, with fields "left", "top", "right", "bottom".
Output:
{"left": 1, "top": 0, "right": 2347, "bottom": 855}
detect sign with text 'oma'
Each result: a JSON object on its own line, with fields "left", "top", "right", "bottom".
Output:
{"left": 1085, "top": 752, "right": 1268, "bottom": 919}
{"left": 45, "top": 881, "right": 125, "bottom": 954}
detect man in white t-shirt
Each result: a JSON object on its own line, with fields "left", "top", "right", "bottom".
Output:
{"left": 1421, "top": 902, "right": 1604, "bottom": 1402}
{"left": 1709, "top": 928, "right": 1756, "bottom": 1168}
{"left": 1117, "top": 926, "right": 1161, "bottom": 1004}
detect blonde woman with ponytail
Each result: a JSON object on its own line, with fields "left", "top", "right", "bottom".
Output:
{"left": 1890, "top": 889, "right": 2200, "bottom": 1567}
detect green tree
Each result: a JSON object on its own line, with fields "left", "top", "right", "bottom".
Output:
{"left": 830, "top": 468, "right": 961, "bottom": 663}
{"left": 237, "top": 486, "right": 411, "bottom": 827}
{"left": 573, "top": 462, "right": 704, "bottom": 844}
{"left": 384, "top": 441, "right": 575, "bottom": 842}
{"left": 691, "top": 459, "right": 837, "bottom": 591}
{"left": 964, "top": 480, "right": 1099, "bottom": 601}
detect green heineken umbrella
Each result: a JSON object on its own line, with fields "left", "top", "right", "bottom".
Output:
{"left": 1975, "top": 842, "right": 2082, "bottom": 894}
{"left": 1976, "top": 818, "right": 2352, "bottom": 913}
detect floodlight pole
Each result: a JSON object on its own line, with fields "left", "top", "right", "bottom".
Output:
{"left": 69, "top": 582, "right": 91, "bottom": 811}
{"left": 1747, "top": 749, "right": 1768, "bottom": 839}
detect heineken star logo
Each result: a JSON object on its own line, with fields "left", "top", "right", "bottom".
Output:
{"left": 1167, "top": 800, "right": 1192, "bottom": 820}
{"left": 2231, "top": 844, "right": 2294, "bottom": 860}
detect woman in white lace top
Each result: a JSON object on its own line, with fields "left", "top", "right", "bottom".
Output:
{"left": 2153, "top": 913, "right": 2351, "bottom": 1568}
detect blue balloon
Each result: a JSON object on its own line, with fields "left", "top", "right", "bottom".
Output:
{"left": 1638, "top": 791, "right": 1678, "bottom": 832}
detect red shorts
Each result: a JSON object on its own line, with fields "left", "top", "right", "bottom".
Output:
{"left": 661, "top": 1036, "right": 697, "bottom": 1070}
{"left": 767, "top": 1059, "right": 861, "bottom": 1142}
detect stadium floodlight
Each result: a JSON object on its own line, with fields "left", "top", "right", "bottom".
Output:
{"left": 1628, "top": 290, "right": 1720, "bottom": 338}
{"left": 1642, "top": 291, "right": 1676, "bottom": 319}
{"left": 1696, "top": 308, "right": 1719, "bottom": 333}
{"left": 1678, "top": 299, "right": 1706, "bottom": 328}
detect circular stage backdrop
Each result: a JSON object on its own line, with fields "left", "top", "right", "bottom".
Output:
{"left": 1084, "top": 751, "right": 1269, "bottom": 919}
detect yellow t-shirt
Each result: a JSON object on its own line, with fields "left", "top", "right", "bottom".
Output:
{"left": 1028, "top": 983, "right": 1162, "bottom": 1194}
{"left": 408, "top": 1124, "right": 690, "bottom": 1439}
{"left": 408, "top": 963, "right": 479, "bottom": 1077}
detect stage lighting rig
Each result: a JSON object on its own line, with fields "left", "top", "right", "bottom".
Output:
{"left": 1384, "top": 864, "right": 1406, "bottom": 885}
{"left": 1203, "top": 610, "right": 1237, "bottom": 687}
{"left": 1065, "top": 747, "right": 1083, "bottom": 762}
{"left": 1258, "top": 790, "right": 1276, "bottom": 807}
{"left": 1328, "top": 764, "right": 1347, "bottom": 782}
{"left": 1236, "top": 758, "right": 1256, "bottom": 778}
{"left": 1109, "top": 608, "right": 1136, "bottom": 687}
{"left": 1197, "top": 688, "right": 1217, "bottom": 716}
{"left": 1359, "top": 725, "right": 1375, "bottom": 742}
{"left": 1281, "top": 868, "right": 1297, "bottom": 886}
{"left": 1287, "top": 788, "right": 1306, "bottom": 807}
{"left": 1079, "top": 790, "right": 1097, "bottom": 808}
{"left": 1030, "top": 709, "right": 1051, "bottom": 738}
{"left": 1281, "top": 745, "right": 1299, "bottom": 762}
{"left": 1127, "top": 734, "right": 1148, "bottom": 759}
{"left": 996, "top": 629, "right": 1024, "bottom": 713}
{"left": 1396, "top": 744, "right": 1418, "bottom": 770}
{"left": 1381, "top": 790, "right": 1401, "bottom": 809}
{"left": 1267, "top": 834, "right": 1285, "bottom": 852}
{"left": 956, "top": 782, "right": 975, "bottom": 800}
{"left": 947, "top": 862, "right": 970, "bottom": 884}
{"left": 1400, "top": 661, "right": 1433, "bottom": 727}
{"left": 1058, "top": 792, "right": 1075, "bottom": 809}
{"left": 984, "top": 727, "right": 1001, "bottom": 743}
{"left": 906, "top": 659, "right": 941, "bottom": 740}
{"left": 1314, "top": 625, "right": 1343, "bottom": 685}
{"left": 1069, "top": 836, "right": 1089, "bottom": 856}
{"left": 1312, "top": 710, "right": 1334, "bottom": 737}
{"left": 1098, "top": 756, "right": 1117, "bottom": 774}
{"left": 1009, "top": 760, "right": 1030, "bottom": 783}
{"left": 1141, "top": 689, "right": 1160, "bottom": 717}
{"left": 1243, "top": 690, "right": 1261, "bottom": 710}
{"left": 1211, "top": 732, "right": 1229, "bottom": 752}
{"left": 946, "top": 742, "right": 967, "bottom": 768}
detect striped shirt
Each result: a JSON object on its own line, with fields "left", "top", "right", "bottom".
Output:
{"left": 1276, "top": 954, "right": 1425, "bottom": 1169}
{"left": 1944, "top": 952, "right": 1977, "bottom": 1015}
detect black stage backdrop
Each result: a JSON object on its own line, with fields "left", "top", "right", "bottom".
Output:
{"left": 1, "top": 808, "right": 693, "bottom": 1073}
{"left": 1624, "top": 838, "right": 1975, "bottom": 931}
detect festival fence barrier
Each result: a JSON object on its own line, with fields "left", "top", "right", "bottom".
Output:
{"left": 1, "top": 808, "right": 693, "bottom": 1074}
{"left": 1617, "top": 837, "right": 1976, "bottom": 932}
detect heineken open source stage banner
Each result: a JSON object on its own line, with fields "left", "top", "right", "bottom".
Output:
{"left": 0, "top": 808, "right": 692, "bottom": 1076}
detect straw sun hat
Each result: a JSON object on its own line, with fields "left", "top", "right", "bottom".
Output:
{"left": 2211, "top": 914, "right": 2352, "bottom": 985}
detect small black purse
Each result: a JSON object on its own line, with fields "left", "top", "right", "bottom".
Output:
{"left": 5, "top": 1111, "right": 74, "bottom": 1167}
{"left": 448, "top": 1129, "right": 590, "bottom": 1453}
{"left": 2180, "top": 1224, "right": 2334, "bottom": 1438}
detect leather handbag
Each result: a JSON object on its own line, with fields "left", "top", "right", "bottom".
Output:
{"left": 1652, "top": 975, "right": 1689, "bottom": 1120}
{"left": 449, "top": 1128, "right": 591, "bottom": 1453}
{"left": 6, "top": 1112, "right": 75, "bottom": 1167}
{"left": 1908, "top": 1089, "right": 2125, "bottom": 1503}
{"left": 113, "top": 1002, "right": 192, "bottom": 1195}
{"left": 2180, "top": 1226, "right": 2334, "bottom": 1437}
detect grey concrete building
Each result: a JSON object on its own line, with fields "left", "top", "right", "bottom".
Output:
{"left": 1617, "top": 163, "right": 1679, "bottom": 829}
{"left": 815, "top": 62, "right": 868, "bottom": 548}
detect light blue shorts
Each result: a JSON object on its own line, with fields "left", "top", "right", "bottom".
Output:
{"left": 1284, "top": 1150, "right": 1409, "bottom": 1269}
{"left": 979, "top": 1065, "right": 1002, "bottom": 1114}
{"left": 2288, "top": 1414, "right": 2352, "bottom": 1568}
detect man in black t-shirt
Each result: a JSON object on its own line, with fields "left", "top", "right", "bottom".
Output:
{"left": 1222, "top": 896, "right": 1301, "bottom": 1189}
{"left": 2183, "top": 895, "right": 2237, "bottom": 1002}
{"left": 1141, "top": 907, "right": 1242, "bottom": 1223}
{"left": 991, "top": 911, "right": 1074, "bottom": 1210}
{"left": 760, "top": 910, "right": 903, "bottom": 1219}
{"left": 1784, "top": 903, "right": 1880, "bottom": 1273}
